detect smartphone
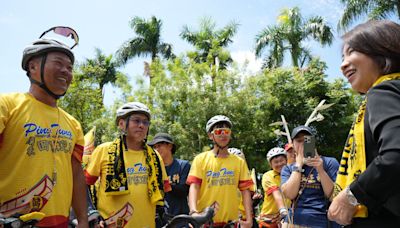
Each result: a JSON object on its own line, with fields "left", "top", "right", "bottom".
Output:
{"left": 303, "top": 135, "right": 316, "bottom": 158}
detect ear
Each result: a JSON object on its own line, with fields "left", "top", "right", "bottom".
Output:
{"left": 28, "top": 60, "right": 39, "bottom": 76}
{"left": 208, "top": 132, "right": 213, "bottom": 140}
{"left": 118, "top": 118, "right": 126, "bottom": 130}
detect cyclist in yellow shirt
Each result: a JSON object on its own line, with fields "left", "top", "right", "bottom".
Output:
{"left": 259, "top": 147, "right": 290, "bottom": 228}
{"left": 0, "top": 26, "right": 88, "bottom": 227}
{"left": 85, "top": 102, "right": 171, "bottom": 228}
{"left": 187, "top": 115, "right": 254, "bottom": 228}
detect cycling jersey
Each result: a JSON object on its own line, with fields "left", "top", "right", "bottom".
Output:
{"left": 85, "top": 142, "right": 170, "bottom": 228}
{"left": 0, "top": 93, "right": 84, "bottom": 227}
{"left": 187, "top": 151, "right": 253, "bottom": 223}
{"left": 260, "top": 170, "right": 290, "bottom": 216}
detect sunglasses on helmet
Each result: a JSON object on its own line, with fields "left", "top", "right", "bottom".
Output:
{"left": 39, "top": 26, "right": 79, "bottom": 49}
{"left": 212, "top": 128, "right": 231, "bottom": 135}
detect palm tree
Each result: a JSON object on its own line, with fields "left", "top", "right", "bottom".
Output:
{"left": 82, "top": 48, "right": 119, "bottom": 102}
{"left": 116, "top": 16, "right": 174, "bottom": 82}
{"left": 255, "top": 7, "right": 333, "bottom": 69}
{"left": 180, "top": 17, "right": 239, "bottom": 79}
{"left": 339, "top": 0, "right": 400, "bottom": 31}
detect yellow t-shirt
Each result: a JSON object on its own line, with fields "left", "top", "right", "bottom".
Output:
{"left": 187, "top": 151, "right": 254, "bottom": 223}
{"left": 0, "top": 93, "right": 84, "bottom": 227}
{"left": 85, "top": 142, "right": 169, "bottom": 228}
{"left": 260, "top": 170, "right": 290, "bottom": 216}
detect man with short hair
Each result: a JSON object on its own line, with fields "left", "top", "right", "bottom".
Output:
{"left": 148, "top": 133, "right": 191, "bottom": 217}
{"left": 187, "top": 115, "right": 254, "bottom": 228}
{"left": 85, "top": 102, "right": 171, "bottom": 228}
{"left": 0, "top": 27, "right": 88, "bottom": 227}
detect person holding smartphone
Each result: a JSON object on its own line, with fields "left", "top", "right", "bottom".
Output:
{"left": 280, "top": 125, "right": 339, "bottom": 228}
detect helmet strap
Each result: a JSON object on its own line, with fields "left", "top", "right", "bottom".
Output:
{"left": 212, "top": 135, "right": 229, "bottom": 157}
{"left": 123, "top": 117, "right": 130, "bottom": 135}
{"left": 28, "top": 54, "right": 66, "bottom": 100}
{"left": 123, "top": 115, "right": 149, "bottom": 147}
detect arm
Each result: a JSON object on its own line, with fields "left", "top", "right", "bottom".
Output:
{"left": 281, "top": 171, "right": 302, "bottom": 200}
{"left": 71, "top": 156, "right": 89, "bottom": 228}
{"left": 240, "top": 189, "right": 253, "bottom": 228}
{"left": 188, "top": 183, "right": 200, "bottom": 213}
{"left": 281, "top": 151, "right": 304, "bottom": 200}
{"left": 306, "top": 155, "right": 336, "bottom": 198}
{"left": 272, "top": 190, "right": 286, "bottom": 209}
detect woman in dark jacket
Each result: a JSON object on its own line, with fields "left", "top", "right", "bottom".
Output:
{"left": 328, "top": 20, "right": 400, "bottom": 227}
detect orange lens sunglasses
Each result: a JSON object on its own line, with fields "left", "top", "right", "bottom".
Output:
{"left": 212, "top": 128, "right": 231, "bottom": 135}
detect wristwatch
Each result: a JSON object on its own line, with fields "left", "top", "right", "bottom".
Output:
{"left": 292, "top": 165, "right": 302, "bottom": 173}
{"left": 345, "top": 187, "right": 360, "bottom": 206}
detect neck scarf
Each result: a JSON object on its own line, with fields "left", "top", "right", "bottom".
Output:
{"left": 334, "top": 73, "right": 400, "bottom": 218}
{"left": 105, "top": 136, "right": 165, "bottom": 204}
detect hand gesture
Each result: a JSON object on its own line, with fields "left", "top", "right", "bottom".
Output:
{"left": 304, "top": 151, "right": 323, "bottom": 172}
{"left": 328, "top": 189, "right": 357, "bottom": 225}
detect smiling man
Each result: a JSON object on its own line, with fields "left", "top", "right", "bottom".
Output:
{"left": 0, "top": 27, "right": 89, "bottom": 227}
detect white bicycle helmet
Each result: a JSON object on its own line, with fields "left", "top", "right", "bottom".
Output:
{"left": 206, "top": 115, "right": 232, "bottom": 133}
{"left": 116, "top": 102, "right": 151, "bottom": 124}
{"left": 22, "top": 38, "right": 74, "bottom": 71}
{"left": 266, "top": 147, "right": 287, "bottom": 163}
{"left": 228, "top": 148, "right": 245, "bottom": 160}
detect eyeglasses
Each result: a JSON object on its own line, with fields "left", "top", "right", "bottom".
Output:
{"left": 212, "top": 128, "right": 231, "bottom": 135}
{"left": 129, "top": 118, "right": 150, "bottom": 127}
{"left": 39, "top": 26, "right": 79, "bottom": 49}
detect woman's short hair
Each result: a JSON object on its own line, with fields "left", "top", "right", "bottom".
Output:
{"left": 342, "top": 20, "right": 400, "bottom": 75}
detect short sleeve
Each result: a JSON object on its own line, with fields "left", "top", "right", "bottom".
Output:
{"left": 186, "top": 155, "right": 203, "bottom": 185}
{"left": 85, "top": 143, "right": 106, "bottom": 185}
{"left": 238, "top": 159, "right": 254, "bottom": 191}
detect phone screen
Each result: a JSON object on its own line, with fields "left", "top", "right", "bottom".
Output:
{"left": 303, "top": 135, "right": 316, "bottom": 158}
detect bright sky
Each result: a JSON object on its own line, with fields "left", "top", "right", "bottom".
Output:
{"left": 1, "top": 0, "right": 347, "bottom": 105}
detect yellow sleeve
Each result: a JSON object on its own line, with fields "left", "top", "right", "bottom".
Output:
{"left": 238, "top": 159, "right": 254, "bottom": 191}
{"left": 85, "top": 143, "right": 107, "bottom": 183}
{"left": 0, "top": 94, "right": 12, "bottom": 134}
{"left": 262, "top": 171, "right": 280, "bottom": 195}
{"left": 187, "top": 153, "right": 203, "bottom": 185}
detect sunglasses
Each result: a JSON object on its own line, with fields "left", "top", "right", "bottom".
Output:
{"left": 39, "top": 26, "right": 79, "bottom": 49}
{"left": 129, "top": 118, "right": 150, "bottom": 127}
{"left": 212, "top": 128, "right": 231, "bottom": 135}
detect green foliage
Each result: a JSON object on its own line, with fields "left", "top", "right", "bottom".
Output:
{"left": 58, "top": 13, "right": 360, "bottom": 176}
{"left": 59, "top": 49, "right": 132, "bottom": 146}
{"left": 338, "top": 0, "right": 400, "bottom": 31}
{"left": 59, "top": 70, "right": 105, "bottom": 134}
{"left": 255, "top": 7, "right": 333, "bottom": 68}
{"left": 180, "top": 17, "right": 239, "bottom": 75}
{"left": 116, "top": 16, "right": 175, "bottom": 65}
{"left": 130, "top": 57, "right": 357, "bottom": 173}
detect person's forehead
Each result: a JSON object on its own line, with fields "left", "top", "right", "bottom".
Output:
{"left": 47, "top": 52, "right": 72, "bottom": 63}
{"left": 130, "top": 113, "right": 148, "bottom": 119}
{"left": 271, "top": 155, "right": 286, "bottom": 161}
{"left": 294, "top": 132, "right": 310, "bottom": 140}
{"left": 155, "top": 141, "right": 170, "bottom": 146}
